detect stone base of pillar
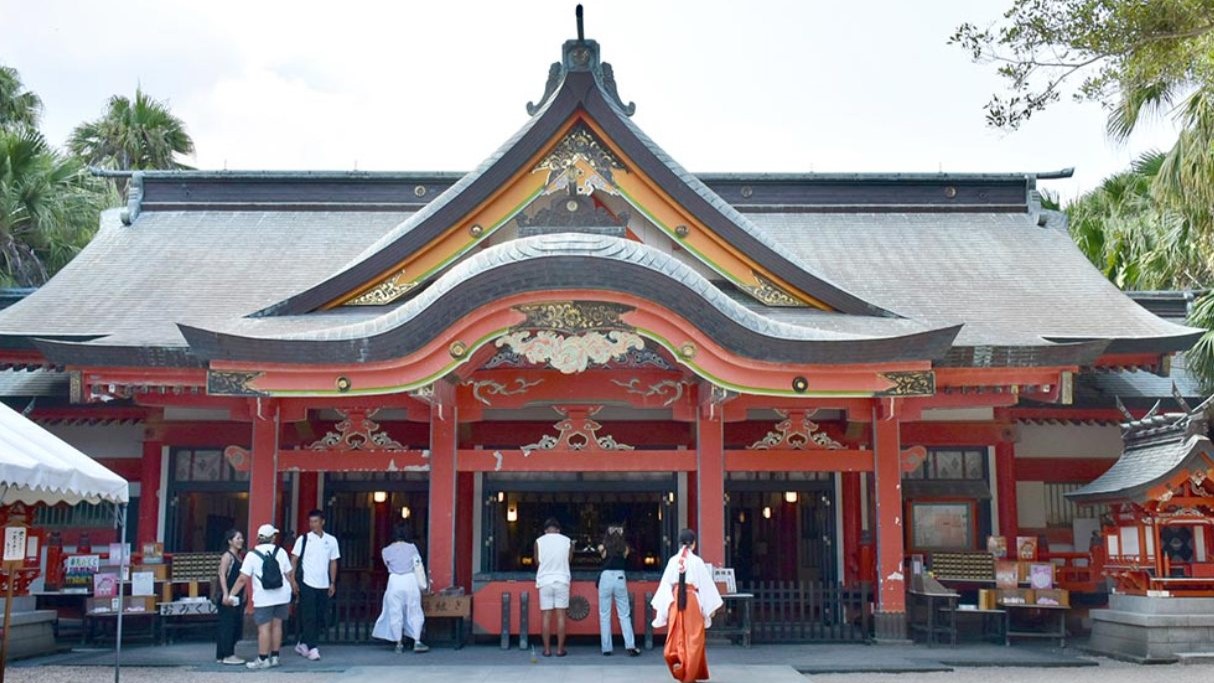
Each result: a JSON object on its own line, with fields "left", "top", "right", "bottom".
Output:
{"left": 873, "top": 611, "right": 909, "bottom": 643}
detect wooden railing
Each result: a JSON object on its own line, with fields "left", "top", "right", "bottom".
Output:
{"left": 739, "top": 580, "right": 871, "bottom": 643}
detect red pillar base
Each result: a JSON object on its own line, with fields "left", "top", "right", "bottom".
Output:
{"left": 873, "top": 611, "right": 908, "bottom": 642}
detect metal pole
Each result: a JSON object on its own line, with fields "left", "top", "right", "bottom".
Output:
{"left": 114, "top": 503, "right": 126, "bottom": 683}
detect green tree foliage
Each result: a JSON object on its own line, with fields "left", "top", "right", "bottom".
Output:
{"left": 69, "top": 87, "right": 194, "bottom": 174}
{"left": 0, "top": 128, "right": 112, "bottom": 286}
{"left": 951, "top": 0, "right": 1214, "bottom": 132}
{"left": 0, "top": 63, "right": 115, "bottom": 286}
{"left": 0, "top": 65, "right": 43, "bottom": 131}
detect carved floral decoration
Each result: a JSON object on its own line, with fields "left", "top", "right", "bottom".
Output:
{"left": 749, "top": 409, "right": 842, "bottom": 450}
{"left": 464, "top": 377, "right": 544, "bottom": 406}
{"left": 495, "top": 329, "right": 644, "bottom": 375}
{"left": 306, "top": 409, "right": 406, "bottom": 452}
{"left": 523, "top": 406, "right": 634, "bottom": 452}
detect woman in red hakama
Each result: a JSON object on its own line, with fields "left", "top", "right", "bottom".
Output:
{"left": 651, "top": 529, "right": 723, "bottom": 682}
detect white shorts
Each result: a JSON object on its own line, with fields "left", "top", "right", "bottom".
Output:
{"left": 538, "top": 583, "right": 570, "bottom": 610}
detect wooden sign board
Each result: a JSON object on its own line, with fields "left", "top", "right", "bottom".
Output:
{"left": 2, "top": 527, "right": 25, "bottom": 563}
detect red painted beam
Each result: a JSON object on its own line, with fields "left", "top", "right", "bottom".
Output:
{"left": 278, "top": 450, "right": 431, "bottom": 473}
{"left": 872, "top": 407, "right": 905, "bottom": 617}
{"left": 995, "top": 442, "right": 1018, "bottom": 538}
{"left": 697, "top": 402, "right": 726, "bottom": 566}
{"left": 468, "top": 421, "right": 693, "bottom": 449}
{"left": 428, "top": 383, "right": 458, "bottom": 591}
{"left": 456, "top": 449, "right": 696, "bottom": 472}
{"left": 725, "top": 449, "right": 874, "bottom": 472}
{"left": 1014, "top": 457, "right": 1115, "bottom": 483}
{"left": 900, "top": 421, "right": 1015, "bottom": 446}
{"left": 95, "top": 457, "right": 143, "bottom": 482}
{"left": 135, "top": 441, "right": 161, "bottom": 545}
{"left": 1007, "top": 407, "right": 1126, "bottom": 423}
{"left": 247, "top": 402, "right": 280, "bottom": 544}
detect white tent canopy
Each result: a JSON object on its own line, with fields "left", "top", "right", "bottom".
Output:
{"left": 0, "top": 400, "right": 128, "bottom": 506}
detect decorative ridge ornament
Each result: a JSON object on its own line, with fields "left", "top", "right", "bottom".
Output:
{"left": 522, "top": 405, "right": 635, "bottom": 452}
{"left": 514, "top": 301, "right": 633, "bottom": 333}
{"left": 525, "top": 6, "right": 635, "bottom": 116}
{"left": 533, "top": 123, "right": 626, "bottom": 196}
{"left": 749, "top": 409, "right": 843, "bottom": 450}
{"left": 496, "top": 329, "right": 644, "bottom": 375}
{"left": 516, "top": 194, "right": 629, "bottom": 237}
{"left": 306, "top": 409, "right": 406, "bottom": 451}
{"left": 347, "top": 271, "right": 417, "bottom": 306}
{"left": 741, "top": 272, "right": 807, "bottom": 308}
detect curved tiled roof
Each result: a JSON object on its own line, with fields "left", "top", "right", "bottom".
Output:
{"left": 176, "top": 232, "right": 960, "bottom": 365}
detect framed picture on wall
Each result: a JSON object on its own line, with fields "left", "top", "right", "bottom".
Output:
{"left": 909, "top": 502, "right": 974, "bottom": 550}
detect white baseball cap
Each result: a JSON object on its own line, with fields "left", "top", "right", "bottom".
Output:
{"left": 257, "top": 523, "right": 279, "bottom": 539}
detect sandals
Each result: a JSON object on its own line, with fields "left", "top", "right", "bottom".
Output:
{"left": 556, "top": 650, "right": 567, "bottom": 657}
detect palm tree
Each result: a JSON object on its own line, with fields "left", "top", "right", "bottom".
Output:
{"left": 68, "top": 87, "right": 194, "bottom": 181}
{"left": 0, "top": 128, "right": 112, "bottom": 286}
{"left": 0, "top": 65, "right": 42, "bottom": 131}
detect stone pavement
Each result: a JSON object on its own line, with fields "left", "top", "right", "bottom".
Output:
{"left": 11, "top": 640, "right": 1100, "bottom": 680}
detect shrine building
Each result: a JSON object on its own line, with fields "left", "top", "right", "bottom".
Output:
{"left": 0, "top": 23, "right": 1202, "bottom": 641}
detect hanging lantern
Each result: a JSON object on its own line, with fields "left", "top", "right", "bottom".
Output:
{"left": 372, "top": 491, "right": 387, "bottom": 504}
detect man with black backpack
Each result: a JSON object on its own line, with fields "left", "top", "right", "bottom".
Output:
{"left": 227, "top": 524, "right": 297, "bottom": 670}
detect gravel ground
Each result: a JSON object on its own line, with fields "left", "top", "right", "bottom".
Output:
{"left": 810, "top": 659, "right": 1212, "bottom": 682}
{"left": 9, "top": 659, "right": 1213, "bottom": 683}
{"left": 5, "top": 668, "right": 335, "bottom": 683}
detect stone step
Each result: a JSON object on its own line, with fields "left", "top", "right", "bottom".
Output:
{"left": 1176, "top": 652, "right": 1214, "bottom": 665}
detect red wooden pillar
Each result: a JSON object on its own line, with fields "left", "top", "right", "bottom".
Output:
{"left": 137, "top": 436, "right": 162, "bottom": 545}
{"left": 696, "top": 393, "right": 725, "bottom": 566}
{"left": 456, "top": 472, "right": 474, "bottom": 591}
{"left": 428, "top": 382, "right": 458, "bottom": 590}
{"left": 296, "top": 472, "right": 319, "bottom": 533}
{"left": 841, "top": 472, "right": 862, "bottom": 586}
{"left": 995, "top": 441, "right": 1019, "bottom": 539}
{"left": 872, "top": 402, "right": 906, "bottom": 641}
{"left": 247, "top": 401, "right": 280, "bottom": 545}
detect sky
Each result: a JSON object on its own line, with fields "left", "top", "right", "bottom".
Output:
{"left": 0, "top": 0, "right": 1185, "bottom": 203}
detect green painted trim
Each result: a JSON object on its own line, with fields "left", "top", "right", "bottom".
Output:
{"left": 633, "top": 329, "right": 876, "bottom": 399}
{"left": 261, "top": 327, "right": 512, "bottom": 397}
{"left": 407, "top": 186, "right": 544, "bottom": 286}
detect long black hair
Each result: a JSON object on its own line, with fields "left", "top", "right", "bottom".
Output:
{"left": 222, "top": 529, "right": 242, "bottom": 554}
{"left": 393, "top": 524, "right": 412, "bottom": 544}
{"left": 602, "top": 524, "right": 627, "bottom": 558}
{"left": 677, "top": 528, "right": 696, "bottom": 611}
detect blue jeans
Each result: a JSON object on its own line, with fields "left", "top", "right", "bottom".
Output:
{"left": 598, "top": 570, "right": 636, "bottom": 652}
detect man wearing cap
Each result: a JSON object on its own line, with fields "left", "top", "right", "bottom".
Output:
{"left": 228, "top": 524, "right": 297, "bottom": 670}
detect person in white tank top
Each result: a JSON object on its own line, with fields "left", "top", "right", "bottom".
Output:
{"left": 534, "top": 517, "right": 572, "bottom": 657}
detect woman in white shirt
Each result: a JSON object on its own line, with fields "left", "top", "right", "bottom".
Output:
{"left": 371, "top": 525, "right": 429, "bottom": 653}
{"left": 651, "top": 529, "right": 722, "bottom": 682}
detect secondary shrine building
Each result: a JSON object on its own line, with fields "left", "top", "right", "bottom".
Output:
{"left": 0, "top": 29, "right": 1202, "bottom": 641}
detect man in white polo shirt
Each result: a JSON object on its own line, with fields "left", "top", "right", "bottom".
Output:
{"left": 290, "top": 509, "right": 341, "bottom": 661}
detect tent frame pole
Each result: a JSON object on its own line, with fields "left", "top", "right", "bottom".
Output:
{"left": 113, "top": 502, "right": 127, "bottom": 683}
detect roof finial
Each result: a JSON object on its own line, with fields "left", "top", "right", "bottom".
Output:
{"left": 576, "top": 5, "right": 585, "bottom": 43}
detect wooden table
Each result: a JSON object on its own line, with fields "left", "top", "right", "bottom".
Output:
{"left": 1002, "top": 603, "right": 1068, "bottom": 647}
{"left": 422, "top": 594, "right": 471, "bottom": 649}
{"left": 908, "top": 589, "right": 958, "bottom": 647}
{"left": 157, "top": 599, "right": 217, "bottom": 644}
{"left": 941, "top": 607, "right": 1008, "bottom": 646}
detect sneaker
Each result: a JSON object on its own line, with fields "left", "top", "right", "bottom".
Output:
{"left": 413, "top": 642, "right": 430, "bottom": 653}
{"left": 307, "top": 648, "right": 321, "bottom": 661}
{"left": 246, "top": 658, "right": 271, "bottom": 670}
{"left": 294, "top": 643, "right": 310, "bottom": 657}
{"left": 269, "top": 655, "right": 280, "bottom": 668}
{"left": 394, "top": 642, "right": 404, "bottom": 654}
{"left": 602, "top": 651, "right": 613, "bottom": 656}
{"left": 627, "top": 648, "right": 642, "bottom": 657}
{"left": 220, "top": 655, "right": 245, "bottom": 665}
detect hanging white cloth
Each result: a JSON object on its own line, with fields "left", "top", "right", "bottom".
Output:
{"left": 372, "top": 571, "right": 425, "bottom": 643}
{"left": 650, "top": 548, "right": 723, "bottom": 629}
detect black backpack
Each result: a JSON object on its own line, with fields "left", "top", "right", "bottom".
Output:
{"left": 254, "top": 547, "right": 284, "bottom": 590}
